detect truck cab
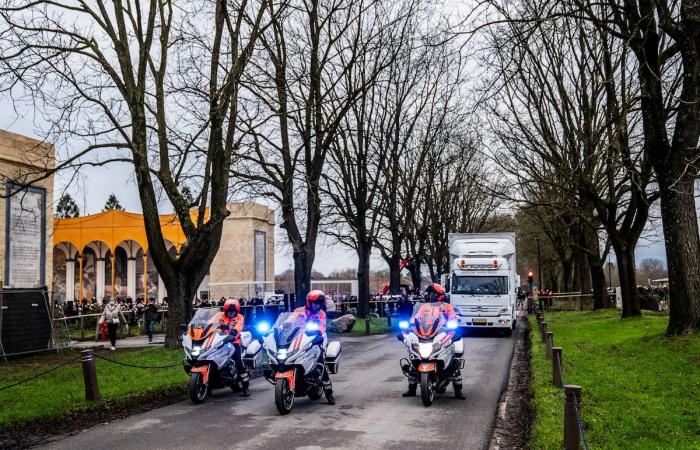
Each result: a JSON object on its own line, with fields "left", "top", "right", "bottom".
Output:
{"left": 446, "top": 233, "right": 517, "bottom": 336}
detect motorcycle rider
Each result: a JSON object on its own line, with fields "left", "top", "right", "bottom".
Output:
{"left": 219, "top": 299, "right": 250, "bottom": 396}
{"left": 291, "top": 290, "right": 335, "bottom": 405}
{"left": 402, "top": 283, "right": 466, "bottom": 400}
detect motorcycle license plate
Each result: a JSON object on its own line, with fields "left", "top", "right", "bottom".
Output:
{"left": 191, "top": 366, "right": 210, "bottom": 384}
{"left": 417, "top": 362, "right": 436, "bottom": 372}
{"left": 473, "top": 318, "right": 487, "bottom": 325}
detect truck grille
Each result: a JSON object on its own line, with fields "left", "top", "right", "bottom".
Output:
{"left": 457, "top": 305, "right": 502, "bottom": 317}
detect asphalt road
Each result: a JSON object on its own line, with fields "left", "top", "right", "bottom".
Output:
{"left": 43, "top": 325, "right": 518, "bottom": 450}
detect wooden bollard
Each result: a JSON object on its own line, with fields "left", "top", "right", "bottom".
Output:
{"left": 564, "top": 385, "right": 582, "bottom": 450}
{"left": 552, "top": 347, "right": 563, "bottom": 387}
{"left": 546, "top": 332, "right": 554, "bottom": 359}
{"left": 540, "top": 322, "right": 548, "bottom": 343}
{"left": 365, "top": 316, "right": 370, "bottom": 335}
{"left": 80, "top": 349, "right": 100, "bottom": 401}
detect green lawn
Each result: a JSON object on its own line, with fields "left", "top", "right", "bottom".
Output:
{"left": 0, "top": 347, "right": 187, "bottom": 428}
{"left": 337, "top": 315, "right": 392, "bottom": 336}
{"left": 529, "top": 309, "right": 700, "bottom": 449}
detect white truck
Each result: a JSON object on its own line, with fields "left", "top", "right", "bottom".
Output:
{"left": 441, "top": 233, "right": 518, "bottom": 336}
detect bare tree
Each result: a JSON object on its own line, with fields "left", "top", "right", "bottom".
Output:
{"left": 563, "top": 0, "right": 700, "bottom": 335}
{"left": 236, "top": 0, "right": 400, "bottom": 305}
{"left": 0, "top": 0, "right": 273, "bottom": 346}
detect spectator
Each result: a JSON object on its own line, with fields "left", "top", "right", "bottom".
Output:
{"left": 144, "top": 298, "right": 159, "bottom": 343}
{"left": 98, "top": 299, "right": 128, "bottom": 350}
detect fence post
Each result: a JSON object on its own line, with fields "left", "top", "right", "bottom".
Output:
{"left": 564, "top": 385, "right": 582, "bottom": 450}
{"left": 546, "top": 332, "right": 554, "bottom": 360}
{"left": 540, "top": 322, "right": 548, "bottom": 343}
{"left": 386, "top": 302, "right": 392, "bottom": 328}
{"left": 365, "top": 316, "right": 370, "bottom": 336}
{"left": 552, "top": 347, "right": 563, "bottom": 387}
{"left": 80, "top": 349, "right": 100, "bottom": 401}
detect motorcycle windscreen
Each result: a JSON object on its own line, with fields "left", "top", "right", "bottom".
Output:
{"left": 412, "top": 304, "right": 446, "bottom": 340}
{"left": 188, "top": 308, "right": 222, "bottom": 340}
{"left": 272, "top": 312, "right": 307, "bottom": 348}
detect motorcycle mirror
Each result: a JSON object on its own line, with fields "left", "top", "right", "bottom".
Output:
{"left": 396, "top": 334, "right": 404, "bottom": 342}
{"left": 179, "top": 323, "right": 188, "bottom": 332}
{"left": 451, "top": 333, "right": 462, "bottom": 342}
{"left": 311, "top": 334, "right": 324, "bottom": 346}
{"left": 220, "top": 324, "right": 231, "bottom": 331}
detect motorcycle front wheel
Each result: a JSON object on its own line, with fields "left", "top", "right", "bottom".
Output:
{"left": 275, "top": 378, "right": 295, "bottom": 414}
{"left": 188, "top": 372, "right": 208, "bottom": 404}
{"left": 420, "top": 372, "right": 434, "bottom": 407}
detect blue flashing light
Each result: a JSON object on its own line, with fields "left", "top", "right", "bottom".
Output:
{"left": 446, "top": 320, "right": 458, "bottom": 330}
{"left": 306, "top": 322, "right": 319, "bottom": 332}
{"left": 399, "top": 320, "right": 410, "bottom": 330}
{"left": 256, "top": 322, "right": 271, "bottom": 334}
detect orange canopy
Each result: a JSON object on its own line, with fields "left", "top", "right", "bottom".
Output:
{"left": 53, "top": 209, "right": 209, "bottom": 253}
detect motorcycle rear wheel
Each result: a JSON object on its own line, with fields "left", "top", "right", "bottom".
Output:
{"left": 275, "top": 378, "right": 295, "bottom": 414}
{"left": 188, "top": 372, "right": 208, "bottom": 404}
{"left": 420, "top": 372, "right": 434, "bottom": 407}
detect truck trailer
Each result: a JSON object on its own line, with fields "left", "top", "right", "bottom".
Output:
{"left": 442, "top": 233, "right": 518, "bottom": 336}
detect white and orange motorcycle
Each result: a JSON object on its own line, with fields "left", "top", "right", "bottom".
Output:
{"left": 398, "top": 303, "right": 465, "bottom": 406}
{"left": 257, "top": 312, "right": 341, "bottom": 414}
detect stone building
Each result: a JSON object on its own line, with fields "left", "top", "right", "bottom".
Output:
{"left": 52, "top": 202, "right": 275, "bottom": 303}
{"left": 0, "top": 129, "right": 55, "bottom": 290}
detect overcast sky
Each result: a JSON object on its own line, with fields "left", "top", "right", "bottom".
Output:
{"left": 0, "top": 65, "right": 676, "bottom": 277}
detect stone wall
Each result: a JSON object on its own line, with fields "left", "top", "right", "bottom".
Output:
{"left": 0, "top": 129, "right": 55, "bottom": 290}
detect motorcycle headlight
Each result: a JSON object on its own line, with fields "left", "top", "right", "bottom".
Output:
{"left": 418, "top": 343, "right": 433, "bottom": 359}
{"left": 411, "top": 342, "right": 420, "bottom": 353}
{"left": 432, "top": 342, "right": 442, "bottom": 353}
{"left": 191, "top": 346, "right": 201, "bottom": 356}
{"left": 306, "top": 322, "right": 319, "bottom": 332}
{"left": 276, "top": 348, "right": 288, "bottom": 360}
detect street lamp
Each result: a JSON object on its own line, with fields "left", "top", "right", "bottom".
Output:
{"left": 534, "top": 237, "right": 543, "bottom": 292}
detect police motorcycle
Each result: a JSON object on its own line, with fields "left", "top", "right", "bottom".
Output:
{"left": 256, "top": 312, "right": 341, "bottom": 414}
{"left": 181, "top": 307, "right": 263, "bottom": 404}
{"left": 397, "top": 303, "right": 464, "bottom": 406}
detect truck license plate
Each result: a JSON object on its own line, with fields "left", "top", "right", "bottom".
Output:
{"left": 473, "top": 318, "right": 487, "bottom": 325}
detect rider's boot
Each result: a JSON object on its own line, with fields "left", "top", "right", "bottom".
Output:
{"left": 240, "top": 372, "right": 250, "bottom": 396}
{"left": 453, "top": 383, "right": 466, "bottom": 400}
{"left": 325, "top": 389, "right": 336, "bottom": 405}
{"left": 402, "top": 384, "right": 417, "bottom": 397}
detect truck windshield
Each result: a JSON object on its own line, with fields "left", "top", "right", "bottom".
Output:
{"left": 452, "top": 276, "right": 508, "bottom": 295}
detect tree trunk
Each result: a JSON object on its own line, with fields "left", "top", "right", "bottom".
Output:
{"left": 356, "top": 241, "right": 371, "bottom": 319}
{"left": 406, "top": 256, "right": 422, "bottom": 292}
{"left": 658, "top": 176, "right": 700, "bottom": 334}
{"left": 590, "top": 262, "right": 607, "bottom": 310}
{"left": 562, "top": 258, "right": 573, "bottom": 292}
{"left": 163, "top": 276, "right": 195, "bottom": 348}
{"left": 576, "top": 248, "right": 592, "bottom": 294}
{"left": 613, "top": 243, "right": 640, "bottom": 317}
{"left": 388, "top": 240, "right": 402, "bottom": 295}
{"left": 293, "top": 248, "right": 313, "bottom": 309}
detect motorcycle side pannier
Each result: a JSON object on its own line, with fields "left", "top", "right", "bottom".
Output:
{"left": 243, "top": 340, "right": 263, "bottom": 369}
{"left": 325, "top": 341, "right": 341, "bottom": 374}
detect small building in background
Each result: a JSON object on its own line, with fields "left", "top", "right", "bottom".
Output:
{"left": 0, "top": 129, "right": 55, "bottom": 290}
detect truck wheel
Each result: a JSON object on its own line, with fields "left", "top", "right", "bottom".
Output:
{"left": 275, "top": 378, "right": 295, "bottom": 414}
{"left": 504, "top": 328, "right": 513, "bottom": 337}
{"left": 188, "top": 372, "right": 208, "bottom": 404}
{"left": 420, "top": 372, "right": 434, "bottom": 407}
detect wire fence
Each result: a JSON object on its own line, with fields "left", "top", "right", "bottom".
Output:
{"left": 0, "top": 354, "right": 83, "bottom": 392}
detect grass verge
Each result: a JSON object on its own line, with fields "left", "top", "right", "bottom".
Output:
{"left": 0, "top": 346, "right": 187, "bottom": 430}
{"left": 338, "top": 316, "right": 392, "bottom": 336}
{"left": 528, "top": 309, "right": 700, "bottom": 449}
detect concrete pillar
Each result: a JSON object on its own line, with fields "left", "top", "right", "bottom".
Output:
{"left": 126, "top": 258, "right": 136, "bottom": 300}
{"left": 96, "top": 258, "right": 106, "bottom": 302}
{"left": 66, "top": 259, "right": 75, "bottom": 301}
{"left": 158, "top": 275, "right": 166, "bottom": 303}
